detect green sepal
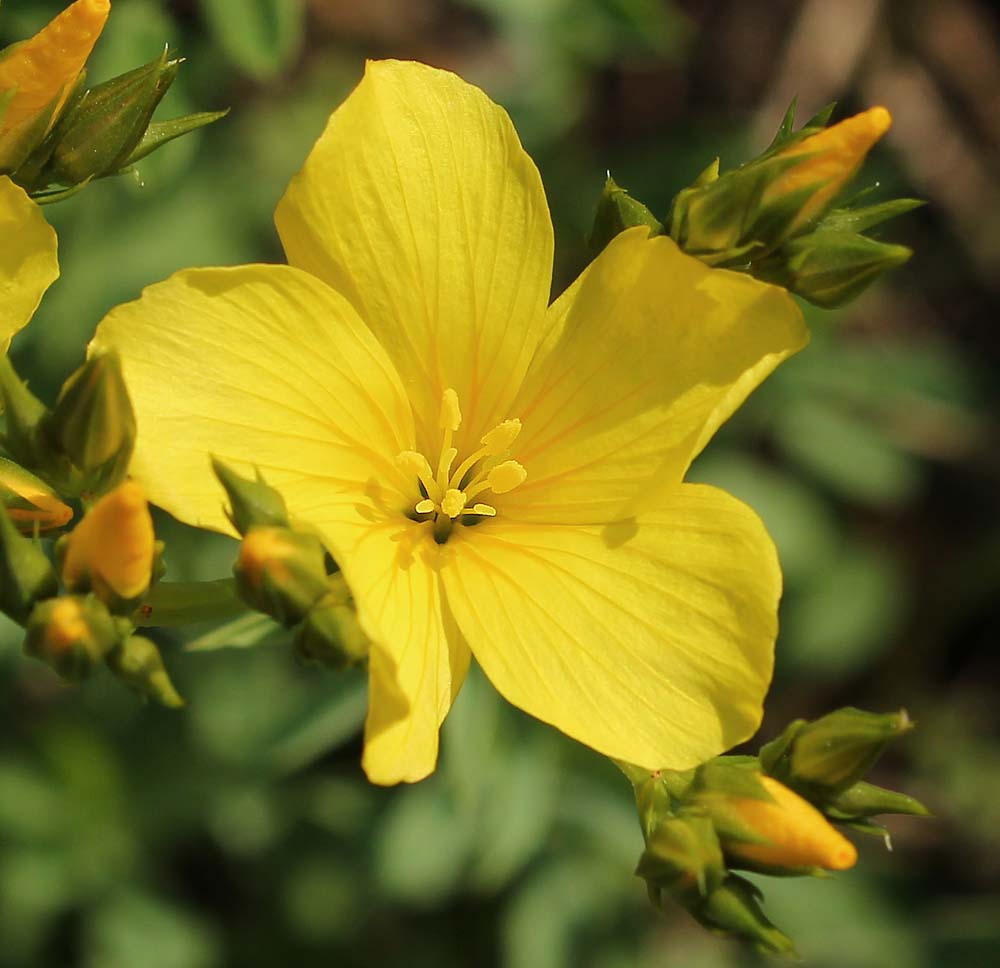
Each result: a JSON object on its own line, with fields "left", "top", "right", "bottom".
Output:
{"left": 0, "top": 509, "right": 59, "bottom": 624}
{"left": 0, "top": 354, "right": 55, "bottom": 471}
{"left": 212, "top": 458, "right": 289, "bottom": 535}
{"left": 818, "top": 197, "right": 924, "bottom": 234}
{"left": 636, "top": 811, "right": 726, "bottom": 903}
{"left": 587, "top": 175, "right": 664, "bottom": 257}
{"left": 121, "top": 108, "right": 229, "bottom": 168}
{"left": 106, "top": 633, "right": 184, "bottom": 708}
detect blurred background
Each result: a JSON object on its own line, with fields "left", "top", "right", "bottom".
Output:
{"left": 2, "top": 0, "right": 999, "bottom": 965}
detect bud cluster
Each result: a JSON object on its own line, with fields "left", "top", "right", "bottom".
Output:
{"left": 0, "top": 0, "right": 225, "bottom": 201}
{"left": 625, "top": 707, "right": 927, "bottom": 954}
{"left": 214, "top": 460, "right": 371, "bottom": 670}
{"left": 0, "top": 351, "right": 180, "bottom": 706}
{"left": 590, "top": 101, "right": 919, "bottom": 308}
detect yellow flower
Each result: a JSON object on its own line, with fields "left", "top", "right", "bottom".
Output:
{"left": 0, "top": 176, "right": 58, "bottom": 348}
{"left": 0, "top": 0, "right": 111, "bottom": 166}
{"left": 61, "top": 479, "right": 155, "bottom": 603}
{"left": 723, "top": 775, "right": 858, "bottom": 871}
{"left": 91, "top": 61, "right": 808, "bottom": 784}
{"left": 765, "top": 107, "right": 892, "bottom": 234}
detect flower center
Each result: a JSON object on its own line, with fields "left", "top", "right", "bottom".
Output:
{"left": 396, "top": 388, "right": 526, "bottom": 542}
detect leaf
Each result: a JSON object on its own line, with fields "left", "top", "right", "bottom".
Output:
{"left": 200, "top": 0, "right": 305, "bottom": 80}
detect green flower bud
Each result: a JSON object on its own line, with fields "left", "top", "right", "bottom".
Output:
{"left": 765, "top": 707, "right": 914, "bottom": 797}
{"left": 24, "top": 593, "right": 120, "bottom": 680}
{"left": 293, "top": 574, "right": 370, "bottom": 669}
{"left": 823, "top": 780, "right": 930, "bottom": 822}
{"left": 212, "top": 458, "right": 289, "bottom": 535}
{"left": 0, "top": 354, "right": 54, "bottom": 470}
{"left": 587, "top": 175, "right": 664, "bottom": 257}
{"left": 691, "top": 875, "right": 796, "bottom": 956}
{"left": 234, "top": 526, "right": 329, "bottom": 627}
{"left": 0, "top": 510, "right": 60, "bottom": 624}
{"left": 636, "top": 812, "right": 726, "bottom": 903}
{"left": 40, "top": 49, "right": 179, "bottom": 187}
{"left": 42, "top": 350, "right": 136, "bottom": 495}
{"left": 753, "top": 230, "right": 912, "bottom": 308}
{"left": 106, "top": 634, "right": 184, "bottom": 708}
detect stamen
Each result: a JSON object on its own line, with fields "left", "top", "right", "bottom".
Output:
{"left": 486, "top": 460, "right": 527, "bottom": 494}
{"left": 481, "top": 419, "right": 521, "bottom": 456}
{"left": 441, "top": 489, "right": 467, "bottom": 519}
{"left": 414, "top": 498, "right": 435, "bottom": 515}
{"left": 470, "top": 503, "right": 497, "bottom": 517}
{"left": 396, "top": 450, "right": 440, "bottom": 501}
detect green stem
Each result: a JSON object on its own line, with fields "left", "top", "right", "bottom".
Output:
{"left": 134, "top": 579, "right": 248, "bottom": 627}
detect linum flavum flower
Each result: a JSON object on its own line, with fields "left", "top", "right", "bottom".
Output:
{"left": 0, "top": 0, "right": 110, "bottom": 171}
{"left": 91, "top": 60, "right": 808, "bottom": 784}
{"left": 0, "top": 176, "right": 58, "bottom": 347}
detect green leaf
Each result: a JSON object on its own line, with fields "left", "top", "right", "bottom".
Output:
{"left": 200, "top": 0, "right": 305, "bottom": 80}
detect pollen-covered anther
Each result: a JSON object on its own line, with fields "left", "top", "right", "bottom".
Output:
{"left": 440, "top": 388, "right": 462, "bottom": 431}
{"left": 486, "top": 460, "right": 527, "bottom": 494}
{"left": 441, "top": 489, "right": 467, "bottom": 518}
{"left": 481, "top": 419, "right": 521, "bottom": 456}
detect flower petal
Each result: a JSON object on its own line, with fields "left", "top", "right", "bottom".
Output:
{"left": 89, "top": 263, "right": 415, "bottom": 533}
{"left": 441, "top": 483, "right": 780, "bottom": 770}
{"left": 326, "top": 516, "right": 470, "bottom": 785}
{"left": 1, "top": 176, "right": 58, "bottom": 347}
{"left": 275, "top": 59, "right": 554, "bottom": 453}
{"left": 505, "top": 229, "right": 807, "bottom": 524}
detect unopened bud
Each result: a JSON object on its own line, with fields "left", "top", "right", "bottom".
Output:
{"left": 717, "top": 774, "right": 857, "bottom": 873}
{"left": 43, "top": 350, "right": 136, "bottom": 493}
{"left": 106, "top": 634, "right": 184, "bottom": 708}
{"left": 43, "top": 49, "right": 179, "bottom": 186}
{"left": 59, "top": 480, "right": 155, "bottom": 610}
{"left": 692, "top": 875, "right": 796, "bottom": 956}
{"left": 212, "top": 458, "right": 289, "bottom": 535}
{"left": 0, "top": 355, "right": 53, "bottom": 470}
{"left": 636, "top": 812, "right": 726, "bottom": 902}
{"left": 234, "top": 526, "right": 329, "bottom": 626}
{"left": 293, "top": 574, "right": 370, "bottom": 669}
{"left": 24, "top": 593, "right": 119, "bottom": 680}
{"left": 588, "top": 175, "right": 664, "bottom": 256}
{"left": 767, "top": 707, "right": 914, "bottom": 796}
{"left": 824, "top": 780, "right": 930, "bottom": 822}
{"left": 0, "top": 510, "right": 59, "bottom": 624}
{"left": 754, "top": 230, "right": 912, "bottom": 308}
{"left": 0, "top": 457, "right": 73, "bottom": 532}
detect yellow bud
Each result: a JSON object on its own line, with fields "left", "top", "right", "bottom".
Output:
{"left": 60, "top": 479, "right": 155, "bottom": 604}
{"left": 725, "top": 776, "right": 857, "bottom": 871}
{"left": 0, "top": 456, "right": 73, "bottom": 531}
{"left": 0, "top": 0, "right": 110, "bottom": 137}
{"left": 766, "top": 107, "right": 892, "bottom": 232}
{"left": 24, "top": 593, "right": 119, "bottom": 680}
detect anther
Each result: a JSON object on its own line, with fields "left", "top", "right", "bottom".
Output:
{"left": 486, "top": 460, "right": 527, "bottom": 494}
{"left": 480, "top": 419, "right": 521, "bottom": 456}
{"left": 440, "top": 388, "right": 462, "bottom": 432}
{"left": 441, "top": 489, "right": 467, "bottom": 518}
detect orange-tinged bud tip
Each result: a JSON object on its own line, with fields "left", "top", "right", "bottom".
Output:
{"left": 237, "top": 527, "right": 296, "bottom": 588}
{"left": 0, "top": 0, "right": 112, "bottom": 134}
{"left": 61, "top": 479, "right": 154, "bottom": 602}
{"left": 727, "top": 776, "right": 858, "bottom": 872}
{"left": 46, "top": 596, "right": 90, "bottom": 652}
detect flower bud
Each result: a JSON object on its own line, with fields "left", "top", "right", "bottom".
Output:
{"left": 41, "top": 49, "right": 179, "bottom": 186}
{"left": 23, "top": 593, "right": 119, "bottom": 680}
{"left": 293, "top": 574, "right": 370, "bottom": 669}
{"left": 0, "top": 509, "right": 59, "bottom": 624}
{"left": 635, "top": 812, "right": 726, "bottom": 902}
{"left": 0, "top": 354, "right": 54, "bottom": 470}
{"left": 691, "top": 875, "right": 796, "bottom": 956}
{"left": 106, "top": 634, "right": 184, "bottom": 708}
{"left": 824, "top": 780, "right": 931, "bottom": 822}
{"left": 212, "top": 458, "right": 289, "bottom": 535}
{"left": 764, "top": 707, "right": 914, "bottom": 796}
{"left": 59, "top": 480, "right": 155, "bottom": 610}
{"left": 587, "top": 175, "right": 664, "bottom": 256}
{"left": 43, "top": 350, "right": 136, "bottom": 493}
{"left": 234, "top": 526, "right": 329, "bottom": 626}
{"left": 0, "top": 0, "right": 110, "bottom": 172}
{"left": 0, "top": 457, "right": 73, "bottom": 532}
{"left": 715, "top": 774, "right": 857, "bottom": 873}
{"left": 753, "top": 230, "right": 912, "bottom": 308}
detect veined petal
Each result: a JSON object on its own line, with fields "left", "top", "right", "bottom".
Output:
{"left": 0, "top": 176, "right": 58, "bottom": 347}
{"left": 322, "top": 516, "right": 470, "bottom": 785}
{"left": 441, "top": 484, "right": 780, "bottom": 770}
{"left": 275, "top": 59, "right": 554, "bottom": 454}
{"left": 505, "top": 229, "right": 807, "bottom": 524}
{"left": 88, "top": 264, "right": 415, "bottom": 533}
